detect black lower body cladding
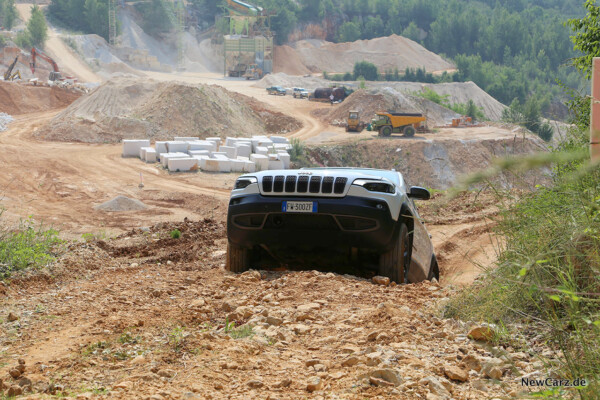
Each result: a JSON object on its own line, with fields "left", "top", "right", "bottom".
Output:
{"left": 227, "top": 194, "right": 398, "bottom": 251}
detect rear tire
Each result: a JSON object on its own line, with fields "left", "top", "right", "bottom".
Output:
{"left": 403, "top": 126, "right": 416, "bottom": 137}
{"left": 379, "top": 223, "right": 411, "bottom": 284}
{"left": 226, "top": 241, "right": 251, "bottom": 273}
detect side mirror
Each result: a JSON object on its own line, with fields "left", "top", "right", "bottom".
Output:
{"left": 408, "top": 186, "right": 431, "bottom": 200}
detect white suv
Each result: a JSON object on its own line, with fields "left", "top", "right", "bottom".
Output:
{"left": 226, "top": 168, "right": 439, "bottom": 283}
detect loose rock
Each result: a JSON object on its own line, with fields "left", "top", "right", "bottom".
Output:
{"left": 306, "top": 376, "right": 322, "bottom": 392}
{"left": 372, "top": 276, "right": 390, "bottom": 286}
{"left": 444, "top": 365, "right": 469, "bottom": 382}
{"left": 468, "top": 325, "right": 495, "bottom": 342}
{"left": 7, "top": 312, "right": 18, "bottom": 322}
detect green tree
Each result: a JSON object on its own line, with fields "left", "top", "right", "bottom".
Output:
{"left": 27, "top": 5, "right": 48, "bottom": 47}
{"left": 353, "top": 60, "right": 378, "bottom": 81}
{"left": 402, "top": 21, "right": 421, "bottom": 42}
{"left": 337, "top": 21, "right": 361, "bottom": 42}
{"left": 0, "top": 0, "right": 18, "bottom": 30}
{"left": 566, "top": 0, "right": 600, "bottom": 78}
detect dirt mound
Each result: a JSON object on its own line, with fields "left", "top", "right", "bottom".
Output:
{"left": 95, "top": 195, "right": 147, "bottom": 212}
{"left": 276, "top": 35, "right": 455, "bottom": 75}
{"left": 37, "top": 77, "right": 302, "bottom": 143}
{"left": 0, "top": 81, "right": 81, "bottom": 115}
{"left": 313, "top": 89, "right": 459, "bottom": 127}
{"left": 305, "top": 134, "right": 550, "bottom": 190}
{"left": 273, "top": 45, "right": 311, "bottom": 75}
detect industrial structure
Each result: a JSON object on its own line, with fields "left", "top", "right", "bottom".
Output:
{"left": 222, "top": 0, "right": 273, "bottom": 77}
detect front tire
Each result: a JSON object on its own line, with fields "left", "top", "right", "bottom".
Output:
{"left": 379, "top": 222, "right": 411, "bottom": 283}
{"left": 380, "top": 125, "right": 392, "bottom": 137}
{"left": 226, "top": 241, "right": 251, "bottom": 273}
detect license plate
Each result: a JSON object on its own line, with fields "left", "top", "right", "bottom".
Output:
{"left": 282, "top": 201, "right": 317, "bottom": 213}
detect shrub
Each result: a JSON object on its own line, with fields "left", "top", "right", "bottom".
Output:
{"left": 289, "top": 138, "right": 304, "bottom": 162}
{"left": 170, "top": 229, "right": 181, "bottom": 239}
{"left": 0, "top": 215, "right": 62, "bottom": 279}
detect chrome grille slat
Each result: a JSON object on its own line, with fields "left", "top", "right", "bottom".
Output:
{"left": 309, "top": 176, "right": 322, "bottom": 193}
{"left": 285, "top": 176, "right": 297, "bottom": 192}
{"left": 274, "top": 175, "right": 285, "bottom": 192}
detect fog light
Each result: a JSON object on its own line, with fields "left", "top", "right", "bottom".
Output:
{"left": 376, "top": 204, "right": 384, "bottom": 209}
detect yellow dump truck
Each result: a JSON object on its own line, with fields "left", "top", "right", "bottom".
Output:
{"left": 369, "top": 112, "right": 426, "bottom": 137}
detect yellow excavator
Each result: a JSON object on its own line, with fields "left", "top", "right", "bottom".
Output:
{"left": 3, "top": 56, "right": 22, "bottom": 81}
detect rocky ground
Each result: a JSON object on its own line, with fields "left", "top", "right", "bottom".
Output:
{"left": 0, "top": 217, "right": 554, "bottom": 400}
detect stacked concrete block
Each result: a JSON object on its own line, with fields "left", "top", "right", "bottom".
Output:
{"left": 155, "top": 141, "right": 168, "bottom": 158}
{"left": 168, "top": 157, "right": 198, "bottom": 172}
{"left": 270, "top": 136, "right": 289, "bottom": 144}
{"left": 250, "top": 154, "right": 269, "bottom": 171}
{"left": 122, "top": 140, "right": 150, "bottom": 157}
{"left": 140, "top": 146, "right": 153, "bottom": 160}
{"left": 255, "top": 146, "right": 268, "bottom": 156}
{"left": 206, "top": 137, "right": 221, "bottom": 150}
{"left": 243, "top": 161, "right": 256, "bottom": 173}
{"left": 188, "top": 141, "right": 215, "bottom": 152}
{"left": 166, "top": 141, "right": 188, "bottom": 153}
{"left": 278, "top": 152, "right": 291, "bottom": 169}
{"left": 203, "top": 158, "right": 232, "bottom": 172}
{"left": 268, "top": 159, "right": 284, "bottom": 170}
{"left": 175, "top": 137, "right": 199, "bottom": 142}
{"left": 220, "top": 146, "right": 237, "bottom": 159}
{"left": 231, "top": 159, "right": 246, "bottom": 172}
{"left": 213, "top": 152, "right": 228, "bottom": 159}
{"left": 144, "top": 148, "right": 157, "bottom": 163}
{"left": 268, "top": 154, "right": 278, "bottom": 161}
{"left": 274, "top": 143, "right": 291, "bottom": 151}
{"left": 235, "top": 143, "right": 252, "bottom": 158}
{"left": 161, "top": 152, "right": 189, "bottom": 167}
{"left": 189, "top": 150, "right": 211, "bottom": 157}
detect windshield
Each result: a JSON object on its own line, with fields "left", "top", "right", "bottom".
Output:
{"left": 349, "top": 112, "right": 358, "bottom": 118}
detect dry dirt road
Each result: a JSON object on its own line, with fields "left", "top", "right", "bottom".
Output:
{"left": 0, "top": 217, "right": 543, "bottom": 400}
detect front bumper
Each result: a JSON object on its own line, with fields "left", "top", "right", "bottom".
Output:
{"left": 227, "top": 194, "right": 398, "bottom": 251}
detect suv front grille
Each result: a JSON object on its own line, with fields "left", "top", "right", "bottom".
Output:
{"left": 260, "top": 175, "right": 348, "bottom": 196}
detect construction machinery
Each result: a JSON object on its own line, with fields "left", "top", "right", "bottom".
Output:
{"left": 30, "top": 47, "right": 63, "bottom": 81}
{"left": 243, "top": 63, "right": 263, "bottom": 80}
{"left": 3, "top": 56, "right": 21, "bottom": 81}
{"left": 368, "top": 111, "right": 426, "bottom": 137}
{"left": 309, "top": 86, "right": 352, "bottom": 103}
{"left": 345, "top": 110, "right": 365, "bottom": 132}
{"left": 228, "top": 63, "right": 248, "bottom": 77}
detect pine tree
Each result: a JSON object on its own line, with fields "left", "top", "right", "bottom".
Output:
{"left": 28, "top": 5, "right": 48, "bottom": 47}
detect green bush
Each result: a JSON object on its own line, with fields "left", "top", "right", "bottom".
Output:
{"left": 289, "top": 138, "right": 304, "bottom": 162}
{"left": 170, "top": 229, "right": 181, "bottom": 239}
{"left": 14, "top": 30, "right": 33, "bottom": 49}
{"left": 0, "top": 215, "right": 62, "bottom": 279}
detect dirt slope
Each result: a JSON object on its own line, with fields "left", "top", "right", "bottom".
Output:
{"left": 278, "top": 35, "right": 455, "bottom": 74}
{"left": 0, "top": 216, "right": 544, "bottom": 399}
{"left": 37, "top": 77, "right": 302, "bottom": 143}
{"left": 0, "top": 81, "right": 81, "bottom": 115}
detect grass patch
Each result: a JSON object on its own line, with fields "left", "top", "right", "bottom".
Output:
{"left": 0, "top": 215, "right": 62, "bottom": 279}
{"left": 443, "top": 126, "right": 600, "bottom": 398}
{"left": 224, "top": 319, "right": 254, "bottom": 339}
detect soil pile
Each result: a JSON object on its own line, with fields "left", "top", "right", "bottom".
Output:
{"left": 37, "top": 77, "right": 302, "bottom": 143}
{"left": 95, "top": 195, "right": 147, "bottom": 212}
{"left": 273, "top": 45, "right": 312, "bottom": 75}
{"left": 277, "top": 35, "right": 455, "bottom": 74}
{"left": 313, "top": 89, "right": 459, "bottom": 127}
{"left": 305, "top": 134, "right": 549, "bottom": 190}
{"left": 0, "top": 81, "right": 81, "bottom": 115}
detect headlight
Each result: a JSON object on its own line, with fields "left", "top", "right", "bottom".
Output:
{"left": 352, "top": 179, "right": 395, "bottom": 194}
{"left": 234, "top": 177, "right": 257, "bottom": 189}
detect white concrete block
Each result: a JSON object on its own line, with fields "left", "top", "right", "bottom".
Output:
{"left": 144, "top": 148, "right": 157, "bottom": 163}
{"left": 160, "top": 152, "right": 189, "bottom": 167}
{"left": 202, "top": 158, "right": 231, "bottom": 172}
{"left": 189, "top": 150, "right": 211, "bottom": 157}
{"left": 166, "top": 141, "right": 188, "bottom": 153}
{"left": 225, "top": 137, "right": 237, "bottom": 147}
{"left": 175, "top": 136, "right": 199, "bottom": 142}
{"left": 255, "top": 146, "right": 268, "bottom": 156}
{"left": 188, "top": 141, "right": 215, "bottom": 152}
{"left": 268, "top": 154, "right": 278, "bottom": 161}
{"left": 206, "top": 137, "right": 221, "bottom": 147}
{"left": 122, "top": 140, "right": 150, "bottom": 157}
{"left": 213, "top": 152, "right": 228, "bottom": 159}
{"left": 274, "top": 143, "right": 290, "bottom": 151}
{"left": 168, "top": 157, "right": 198, "bottom": 172}
{"left": 155, "top": 141, "right": 168, "bottom": 157}
{"left": 258, "top": 139, "right": 274, "bottom": 148}
{"left": 140, "top": 146, "right": 152, "bottom": 159}
{"left": 268, "top": 160, "right": 284, "bottom": 170}
{"left": 231, "top": 159, "right": 246, "bottom": 172}
{"left": 235, "top": 144, "right": 252, "bottom": 158}
{"left": 236, "top": 156, "right": 250, "bottom": 161}
{"left": 220, "top": 146, "right": 237, "bottom": 159}
{"left": 243, "top": 161, "right": 256, "bottom": 173}
{"left": 278, "top": 152, "right": 290, "bottom": 169}
{"left": 270, "top": 136, "right": 289, "bottom": 144}
{"left": 250, "top": 154, "right": 269, "bottom": 171}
